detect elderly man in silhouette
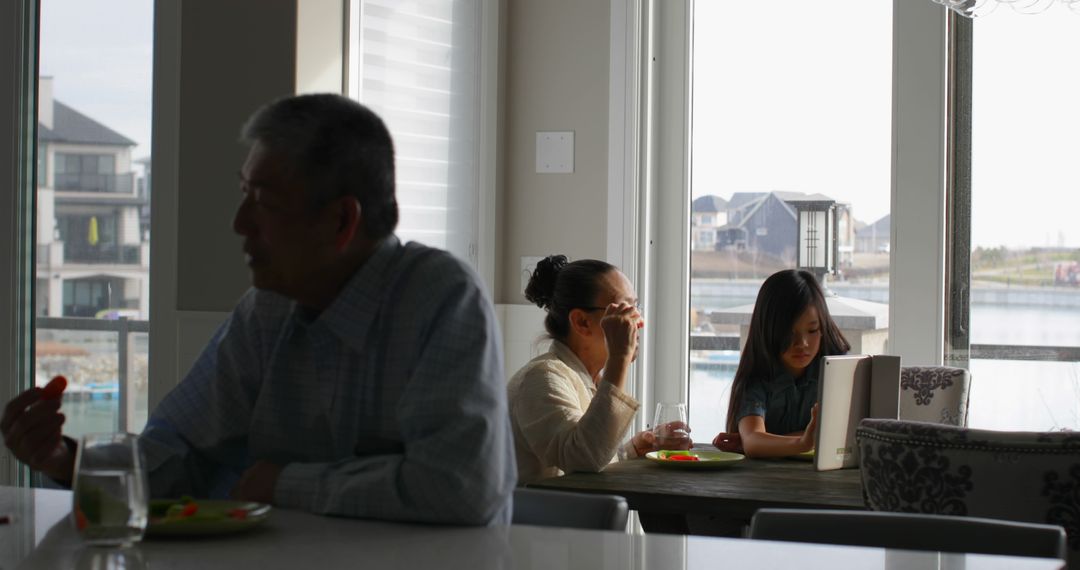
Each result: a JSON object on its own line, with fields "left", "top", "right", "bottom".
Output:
{"left": 3, "top": 94, "right": 515, "bottom": 525}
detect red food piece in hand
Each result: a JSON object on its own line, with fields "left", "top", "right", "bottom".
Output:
{"left": 41, "top": 375, "right": 67, "bottom": 400}
{"left": 669, "top": 454, "right": 699, "bottom": 461}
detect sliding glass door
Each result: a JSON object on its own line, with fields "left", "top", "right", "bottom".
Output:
{"left": 33, "top": 0, "right": 154, "bottom": 445}
{"left": 687, "top": 1, "right": 893, "bottom": 436}
{"left": 947, "top": 6, "right": 1080, "bottom": 431}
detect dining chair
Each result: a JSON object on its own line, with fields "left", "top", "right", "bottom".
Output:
{"left": 749, "top": 508, "right": 1067, "bottom": 560}
{"left": 857, "top": 418, "right": 1080, "bottom": 568}
{"left": 513, "top": 488, "right": 629, "bottom": 531}
{"left": 898, "top": 366, "right": 971, "bottom": 426}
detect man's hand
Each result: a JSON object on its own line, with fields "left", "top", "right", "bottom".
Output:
{"left": 1, "top": 388, "right": 75, "bottom": 484}
{"left": 231, "top": 460, "right": 284, "bottom": 504}
{"left": 712, "top": 431, "right": 743, "bottom": 453}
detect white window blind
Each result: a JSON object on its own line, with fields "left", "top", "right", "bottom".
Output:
{"left": 349, "top": 0, "right": 480, "bottom": 265}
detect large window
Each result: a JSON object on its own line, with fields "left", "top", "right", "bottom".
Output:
{"left": 348, "top": 0, "right": 483, "bottom": 267}
{"left": 644, "top": 1, "right": 1079, "bottom": 438}
{"left": 687, "top": 1, "right": 893, "bottom": 437}
{"left": 948, "top": 7, "right": 1080, "bottom": 431}
{"left": 35, "top": 0, "right": 153, "bottom": 438}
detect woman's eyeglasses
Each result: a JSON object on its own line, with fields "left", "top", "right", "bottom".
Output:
{"left": 578, "top": 303, "right": 643, "bottom": 312}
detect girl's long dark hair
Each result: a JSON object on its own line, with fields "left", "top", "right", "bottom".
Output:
{"left": 724, "top": 269, "right": 850, "bottom": 432}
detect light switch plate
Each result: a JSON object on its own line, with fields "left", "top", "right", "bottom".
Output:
{"left": 536, "top": 131, "right": 574, "bottom": 174}
{"left": 521, "top": 256, "right": 545, "bottom": 296}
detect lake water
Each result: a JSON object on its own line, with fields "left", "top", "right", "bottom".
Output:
{"left": 688, "top": 301, "right": 1080, "bottom": 440}
{"left": 57, "top": 293, "right": 1080, "bottom": 442}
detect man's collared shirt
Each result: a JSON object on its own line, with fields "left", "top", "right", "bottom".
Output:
{"left": 736, "top": 358, "right": 822, "bottom": 435}
{"left": 140, "top": 236, "right": 516, "bottom": 525}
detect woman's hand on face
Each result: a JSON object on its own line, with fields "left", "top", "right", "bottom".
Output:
{"left": 798, "top": 403, "right": 820, "bottom": 453}
{"left": 600, "top": 302, "right": 642, "bottom": 361}
{"left": 712, "top": 431, "right": 743, "bottom": 453}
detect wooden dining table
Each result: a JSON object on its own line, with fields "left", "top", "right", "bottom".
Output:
{"left": 530, "top": 448, "right": 865, "bottom": 536}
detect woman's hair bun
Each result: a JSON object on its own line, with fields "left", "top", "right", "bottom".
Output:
{"left": 524, "top": 254, "right": 568, "bottom": 309}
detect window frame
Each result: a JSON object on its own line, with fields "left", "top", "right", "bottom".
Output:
{"left": 609, "top": 0, "right": 954, "bottom": 430}
{"left": 0, "top": 0, "right": 38, "bottom": 487}
{"left": 344, "top": 0, "right": 499, "bottom": 293}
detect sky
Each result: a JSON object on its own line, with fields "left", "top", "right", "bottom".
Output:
{"left": 38, "top": 0, "right": 154, "bottom": 159}
{"left": 692, "top": 0, "right": 1080, "bottom": 249}
{"left": 36, "top": 0, "right": 1080, "bottom": 249}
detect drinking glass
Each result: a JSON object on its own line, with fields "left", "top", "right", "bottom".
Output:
{"left": 72, "top": 433, "right": 149, "bottom": 546}
{"left": 652, "top": 402, "right": 690, "bottom": 449}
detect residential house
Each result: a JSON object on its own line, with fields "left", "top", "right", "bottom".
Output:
{"left": 855, "top": 214, "right": 890, "bottom": 253}
{"left": 35, "top": 77, "right": 149, "bottom": 319}
{"left": 713, "top": 191, "right": 855, "bottom": 267}
{"left": 690, "top": 195, "right": 727, "bottom": 251}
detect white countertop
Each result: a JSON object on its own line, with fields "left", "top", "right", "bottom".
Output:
{"left": 0, "top": 487, "right": 1063, "bottom": 570}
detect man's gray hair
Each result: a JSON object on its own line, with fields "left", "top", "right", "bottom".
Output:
{"left": 241, "top": 93, "right": 398, "bottom": 239}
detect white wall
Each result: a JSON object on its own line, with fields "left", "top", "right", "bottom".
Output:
{"left": 497, "top": 0, "right": 612, "bottom": 304}
{"left": 149, "top": 0, "right": 300, "bottom": 406}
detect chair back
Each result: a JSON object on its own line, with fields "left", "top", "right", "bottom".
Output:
{"left": 857, "top": 418, "right": 1080, "bottom": 568}
{"left": 899, "top": 366, "right": 970, "bottom": 426}
{"left": 749, "top": 508, "right": 1067, "bottom": 560}
{"left": 513, "top": 488, "right": 629, "bottom": 531}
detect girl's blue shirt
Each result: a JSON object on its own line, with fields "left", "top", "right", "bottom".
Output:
{"left": 735, "top": 358, "right": 821, "bottom": 435}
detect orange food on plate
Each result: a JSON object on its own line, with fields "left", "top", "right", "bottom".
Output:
{"left": 41, "top": 375, "right": 67, "bottom": 400}
{"left": 668, "top": 454, "right": 699, "bottom": 461}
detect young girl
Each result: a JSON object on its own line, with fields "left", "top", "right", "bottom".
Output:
{"left": 712, "top": 269, "right": 850, "bottom": 458}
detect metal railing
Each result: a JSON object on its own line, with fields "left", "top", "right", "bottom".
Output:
{"left": 54, "top": 172, "right": 135, "bottom": 194}
{"left": 61, "top": 242, "right": 142, "bottom": 265}
{"left": 689, "top": 334, "right": 1080, "bottom": 363}
{"left": 36, "top": 317, "right": 148, "bottom": 432}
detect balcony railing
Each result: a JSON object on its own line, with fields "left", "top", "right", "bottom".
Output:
{"left": 36, "top": 317, "right": 148, "bottom": 433}
{"left": 62, "top": 242, "right": 142, "bottom": 265}
{"left": 54, "top": 172, "right": 135, "bottom": 194}
{"left": 689, "top": 334, "right": 1080, "bottom": 362}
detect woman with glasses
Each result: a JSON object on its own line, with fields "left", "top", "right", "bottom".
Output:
{"left": 508, "top": 255, "right": 691, "bottom": 485}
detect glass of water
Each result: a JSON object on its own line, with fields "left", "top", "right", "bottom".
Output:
{"left": 653, "top": 402, "right": 692, "bottom": 450}
{"left": 72, "top": 433, "right": 149, "bottom": 546}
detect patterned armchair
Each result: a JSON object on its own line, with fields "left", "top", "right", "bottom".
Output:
{"left": 857, "top": 418, "right": 1080, "bottom": 568}
{"left": 899, "top": 366, "right": 971, "bottom": 426}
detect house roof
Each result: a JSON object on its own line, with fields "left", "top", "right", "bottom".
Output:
{"left": 855, "top": 214, "right": 890, "bottom": 237}
{"left": 691, "top": 195, "right": 728, "bottom": 213}
{"left": 722, "top": 191, "right": 835, "bottom": 229}
{"left": 725, "top": 192, "right": 768, "bottom": 212}
{"left": 773, "top": 191, "right": 834, "bottom": 203}
{"left": 38, "top": 100, "right": 135, "bottom": 147}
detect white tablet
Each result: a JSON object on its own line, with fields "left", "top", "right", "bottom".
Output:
{"left": 814, "top": 354, "right": 900, "bottom": 471}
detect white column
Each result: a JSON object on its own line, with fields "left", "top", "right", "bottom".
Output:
{"left": 49, "top": 276, "right": 63, "bottom": 317}
{"left": 889, "top": 1, "right": 949, "bottom": 366}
